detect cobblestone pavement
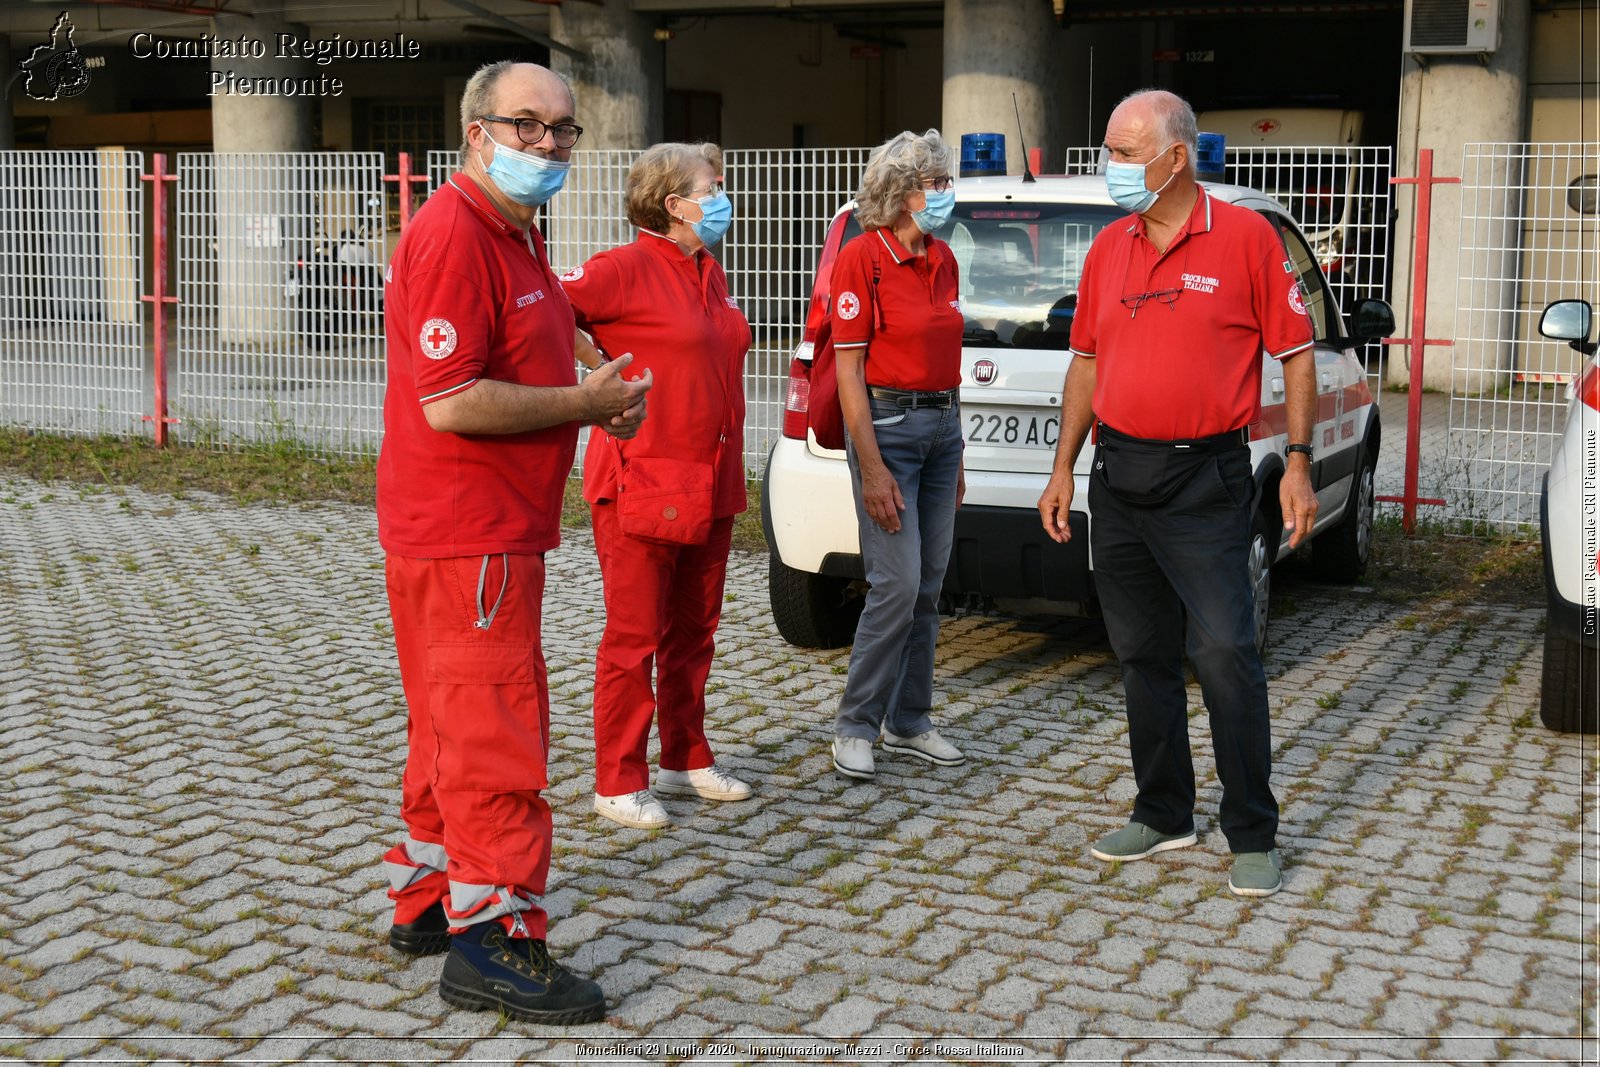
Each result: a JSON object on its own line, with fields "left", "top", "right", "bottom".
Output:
{"left": 0, "top": 473, "right": 1593, "bottom": 1065}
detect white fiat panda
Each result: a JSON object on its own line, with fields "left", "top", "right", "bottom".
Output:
{"left": 761, "top": 174, "right": 1396, "bottom": 651}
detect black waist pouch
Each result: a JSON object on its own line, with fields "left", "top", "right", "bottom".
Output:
{"left": 1093, "top": 423, "right": 1243, "bottom": 507}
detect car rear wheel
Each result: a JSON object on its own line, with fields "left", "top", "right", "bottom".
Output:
{"left": 1248, "top": 510, "right": 1273, "bottom": 657}
{"left": 1540, "top": 626, "right": 1597, "bottom": 734}
{"left": 1312, "top": 447, "right": 1375, "bottom": 583}
{"left": 768, "top": 554, "right": 862, "bottom": 649}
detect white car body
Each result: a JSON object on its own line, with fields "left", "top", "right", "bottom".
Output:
{"left": 762, "top": 175, "right": 1392, "bottom": 650}
{"left": 1536, "top": 300, "right": 1600, "bottom": 732}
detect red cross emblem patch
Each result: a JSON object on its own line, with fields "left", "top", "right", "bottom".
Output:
{"left": 836, "top": 291, "right": 861, "bottom": 321}
{"left": 420, "top": 318, "right": 458, "bottom": 360}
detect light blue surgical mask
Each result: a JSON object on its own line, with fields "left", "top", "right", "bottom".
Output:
{"left": 681, "top": 188, "right": 733, "bottom": 248}
{"left": 478, "top": 122, "right": 571, "bottom": 208}
{"left": 1105, "top": 143, "right": 1178, "bottom": 214}
{"left": 912, "top": 188, "right": 955, "bottom": 234}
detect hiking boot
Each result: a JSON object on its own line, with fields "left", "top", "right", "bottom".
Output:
{"left": 881, "top": 727, "right": 965, "bottom": 767}
{"left": 1228, "top": 850, "right": 1284, "bottom": 897}
{"left": 1089, "top": 821, "right": 1198, "bottom": 862}
{"left": 655, "top": 764, "right": 752, "bottom": 801}
{"left": 832, "top": 737, "right": 875, "bottom": 780}
{"left": 439, "top": 920, "right": 606, "bottom": 1025}
{"left": 388, "top": 900, "right": 450, "bottom": 957}
{"left": 594, "top": 789, "right": 670, "bottom": 828}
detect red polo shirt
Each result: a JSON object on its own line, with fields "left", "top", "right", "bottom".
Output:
{"left": 377, "top": 174, "right": 580, "bottom": 557}
{"left": 561, "top": 230, "right": 753, "bottom": 517}
{"left": 1069, "top": 189, "right": 1313, "bottom": 440}
{"left": 830, "top": 227, "right": 963, "bottom": 392}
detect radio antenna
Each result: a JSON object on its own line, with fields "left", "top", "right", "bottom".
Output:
{"left": 1012, "top": 93, "right": 1036, "bottom": 183}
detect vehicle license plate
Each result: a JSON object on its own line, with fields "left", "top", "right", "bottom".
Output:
{"left": 964, "top": 407, "right": 1059, "bottom": 449}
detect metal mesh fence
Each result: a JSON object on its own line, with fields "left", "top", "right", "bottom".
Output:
{"left": 174, "top": 152, "right": 387, "bottom": 456}
{"left": 0, "top": 149, "right": 145, "bottom": 436}
{"left": 425, "top": 149, "right": 455, "bottom": 203}
{"left": 425, "top": 147, "right": 870, "bottom": 473}
{"left": 1065, "top": 143, "right": 1394, "bottom": 376}
{"left": 722, "top": 148, "right": 871, "bottom": 470}
{"left": 1449, "top": 142, "right": 1600, "bottom": 530}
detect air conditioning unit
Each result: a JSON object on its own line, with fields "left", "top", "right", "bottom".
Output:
{"left": 1404, "top": 0, "right": 1501, "bottom": 54}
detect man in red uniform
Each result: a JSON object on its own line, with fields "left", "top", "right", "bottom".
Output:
{"left": 1037, "top": 89, "right": 1317, "bottom": 898}
{"left": 377, "top": 59, "right": 650, "bottom": 1024}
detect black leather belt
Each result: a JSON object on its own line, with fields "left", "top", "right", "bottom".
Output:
{"left": 868, "top": 386, "right": 958, "bottom": 410}
{"left": 1097, "top": 422, "right": 1248, "bottom": 453}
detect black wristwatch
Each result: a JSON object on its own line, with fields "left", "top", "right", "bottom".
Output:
{"left": 1285, "top": 443, "right": 1314, "bottom": 461}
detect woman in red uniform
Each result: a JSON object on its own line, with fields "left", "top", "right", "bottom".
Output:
{"left": 562, "top": 142, "right": 754, "bottom": 828}
{"left": 828, "top": 129, "right": 967, "bottom": 781}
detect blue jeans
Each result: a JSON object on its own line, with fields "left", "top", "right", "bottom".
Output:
{"left": 835, "top": 397, "right": 963, "bottom": 741}
{"left": 1087, "top": 446, "right": 1278, "bottom": 853}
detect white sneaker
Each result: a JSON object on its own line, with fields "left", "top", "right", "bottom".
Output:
{"left": 832, "top": 737, "right": 875, "bottom": 780}
{"left": 593, "top": 789, "right": 670, "bottom": 828}
{"left": 881, "top": 728, "right": 965, "bottom": 767}
{"left": 655, "top": 764, "right": 752, "bottom": 802}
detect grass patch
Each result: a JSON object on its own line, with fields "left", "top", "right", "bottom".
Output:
{"left": 0, "top": 430, "right": 1544, "bottom": 583}
{"left": 0, "top": 428, "right": 377, "bottom": 507}
{"left": 0, "top": 429, "right": 771, "bottom": 553}
{"left": 1363, "top": 518, "right": 1542, "bottom": 606}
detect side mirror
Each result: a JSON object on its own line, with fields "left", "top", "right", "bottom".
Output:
{"left": 1539, "top": 300, "right": 1597, "bottom": 355}
{"left": 1350, "top": 299, "right": 1396, "bottom": 343}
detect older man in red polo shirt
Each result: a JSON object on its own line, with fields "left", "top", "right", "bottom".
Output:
{"left": 377, "top": 60, "right": 650, "bottom": 1024}
{"left": 1037, "top": 89, "right": 1317, "bottom": 898}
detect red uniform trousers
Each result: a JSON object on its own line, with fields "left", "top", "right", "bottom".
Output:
{"left": 382, "top": 553, "right": 552, "bottom": 938}
{"left": 591, "top": 502, "right": 736, "bottom": 796}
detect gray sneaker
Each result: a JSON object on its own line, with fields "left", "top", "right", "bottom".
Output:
{"left": 1089, "top": 821, "right": 1198, "bottom": 862}
{"left": 881, "top": 727, "right": 965, "bottom": 767}
{"left": 1228, "top": 850, "right": 1283, "bottom": 897}
{"left": 832, "top": 737, "right": 875, "bottom": 780}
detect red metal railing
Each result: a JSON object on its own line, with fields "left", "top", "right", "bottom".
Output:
{"left": 1377, "top": 147, "right": 1457, "bottom": 535}
{"left": 140, "top": 153, "right": 179, "bottom": 447}
{"left": 385, "top": 151, "right": 431, "bottom": 231}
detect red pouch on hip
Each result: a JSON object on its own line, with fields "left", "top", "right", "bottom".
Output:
{"left": 616, "top": 455, "right": 715, "bottom": 545}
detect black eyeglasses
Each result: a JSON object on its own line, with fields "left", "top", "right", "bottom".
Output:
{"left": 1120, "top": 288, "right": 1181, "bottom": 318}
{"left": 480, "top": 115, "right": 584, "bottom": 149}
{"left": 920, "top": 175, "right": 954, "bottom": 192}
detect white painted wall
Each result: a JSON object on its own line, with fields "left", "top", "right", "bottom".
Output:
{"left": 1390, "top": 0, "right": 1532, "bottom": 392}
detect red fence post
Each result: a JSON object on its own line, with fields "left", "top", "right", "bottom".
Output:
{"left": 1377, "top": 147, "right": 1458, "bottom": 536}
{"left": 140, "top": 152, "right": 180, "bottom": 448}
{"left": 384, "top": 151, "right": 431, "bottom": 231}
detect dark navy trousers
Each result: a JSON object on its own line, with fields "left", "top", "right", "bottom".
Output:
{"left": 1088, "top": 445, "right": 1279, "bottom": 854}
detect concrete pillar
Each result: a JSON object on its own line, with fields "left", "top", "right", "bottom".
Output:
{"left": 0, "top": 35, "right": 14, "bottom": 151}
{"left": 209, "top": 2, "right": 315, "bottom": 348}
{"left": 1390, "top": 0, "right": 1530, "bottom": 393}
{"left": 551, "top": 0, "right": 662, "bottom": 149}
{"left": 942, "top": 0, "right": 1058, "bottom": 176}
{"left": 209, "top": 5, "right": 313, "bottom": 153}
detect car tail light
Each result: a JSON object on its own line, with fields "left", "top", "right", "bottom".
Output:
{"left": 1577, "top": 361, "right": 1600, "bottom": 412}
{"left": 781, "top": 349, "right": 813, "bottom": 439}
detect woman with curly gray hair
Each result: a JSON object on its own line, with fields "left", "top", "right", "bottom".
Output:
{"left": 828, "top": 129, "right": 968, "bottom": 782}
